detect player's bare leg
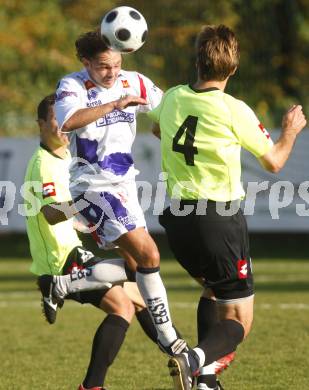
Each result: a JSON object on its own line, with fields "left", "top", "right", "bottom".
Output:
{"left": 217, "top": 295, "right": 254, "bottom": 338}
{"left": 123, "top": 281, "right": 145, "bottom": 308}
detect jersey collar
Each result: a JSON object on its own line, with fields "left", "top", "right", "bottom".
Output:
{"left": 188, "top": 85, "right": 221, "bottom": 93}
{"left": 40, "top": 142, "right": 66, "bottom": 160}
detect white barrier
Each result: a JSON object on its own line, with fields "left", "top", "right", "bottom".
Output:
{"left": 0, "top": 138, "right": 38, "bottom": 232}
{"left": 1, "top": 131, "right": 309, "bottom": 233}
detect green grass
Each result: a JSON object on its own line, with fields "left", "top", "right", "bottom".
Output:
{"left": 0, "top": 257, "right": 309, "bottom": 389}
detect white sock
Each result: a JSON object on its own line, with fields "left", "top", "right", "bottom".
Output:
{"left": 54, "top": 258, "right": 128, "bottom": 298}
{"left": 199, "top": 362, "right": 216, "bottom": 375}
{"left": 135, "top": 270, "right": 177, "bottom": 345}
{"left": 194, "top": 347, "right": 206, "bottom": 368}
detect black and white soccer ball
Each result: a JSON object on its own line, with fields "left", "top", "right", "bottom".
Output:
{"left": 100, "top": 6, "right": 148, "bottom": 53}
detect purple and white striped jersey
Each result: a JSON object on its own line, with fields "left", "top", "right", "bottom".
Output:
{"left": 55, "top": 69, "right": 162, "bottom": 198}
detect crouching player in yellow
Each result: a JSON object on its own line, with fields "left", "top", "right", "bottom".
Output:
{"left": 24, "top": 94, "right": 165, "bottom": 390}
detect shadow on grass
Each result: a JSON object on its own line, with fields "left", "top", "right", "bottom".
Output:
{"left": 0, "top": 274, "right": 36, "bottom": 282}
{"left": 0, "top": 274, "right": 36, "bottom": 292}
{"left": 255, "top": 281, "right": 309, "bottom": 292}
{"left": 1, "top": 273, "right": 306, "bottom": 293}
{"left": 1, "top": 232, "right": 309, "bottom": 260}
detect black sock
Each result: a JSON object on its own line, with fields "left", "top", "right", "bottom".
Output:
{"left": 198, "top": 319, "right": 244, "bottom": 366}
{"left": 198, "top": 374, "right": 218, "bottom": 389}
{"left": 136, "top": 308, "right": 158, "bottom": 343}
{"left": 83, "top": 314, "right": 129, "bottom": 388}
{"left": 197, "top": 297, "right": 219, "bottom": 342}
{"left": 136, "top": 308, "right": 182, "bottom": 343}
{"left": 197, "top": 299, "right": 222, "bottom": 388}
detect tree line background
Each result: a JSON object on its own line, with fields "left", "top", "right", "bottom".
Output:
{"left": 0, "top": 0, "right": 308, "bottom": 136}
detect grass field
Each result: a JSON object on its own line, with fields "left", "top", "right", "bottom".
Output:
{"left": 1, "top": 256, "right": 309, "bottom": 389}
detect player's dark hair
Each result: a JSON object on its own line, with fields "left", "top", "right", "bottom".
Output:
{"left": 196, "top": 25, "right": 240, "bottom": 81}
{"left": 75, "top": 30, "right": 109, "bottom": 61}
{"left": 37, "top": 94, "right": 56, "bottom": 121}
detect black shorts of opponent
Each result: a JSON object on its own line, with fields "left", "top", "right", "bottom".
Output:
{"left": 159, "top": 199, "right": 253, "bottom": 301}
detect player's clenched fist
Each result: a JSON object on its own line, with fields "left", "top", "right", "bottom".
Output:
{"left": 114, "top": 95, "right": 148, "bottom": 110}
{"left": 282, "top": 105, "right": 307, "bottom": 136}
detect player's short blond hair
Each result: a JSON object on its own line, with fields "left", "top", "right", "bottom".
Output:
{"left": 195, "top": 24, "right": 240, "bottom": 81}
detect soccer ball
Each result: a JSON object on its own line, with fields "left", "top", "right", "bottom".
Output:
{"left": 100, "top": 6, "right": 148, "bottom": 53}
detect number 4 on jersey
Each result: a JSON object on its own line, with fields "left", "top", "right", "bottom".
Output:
{"left": 172, "top": 115, "right": 198, "bottom": 166}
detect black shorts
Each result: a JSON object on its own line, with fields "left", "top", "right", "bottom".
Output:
{"left": 159, "top": 200, "right": 253, "bottom": 301}
{"left": 62, "top": 246, "right": 109, "bottom": 308}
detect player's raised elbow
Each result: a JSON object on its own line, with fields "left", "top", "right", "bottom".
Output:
{"left": 41, "top": 205, "right": 65, "bottom": 225}
{"left": 61, "top": 119, "right": 74, "bottom": 133}
{"left": 258, "top": 154, "right": 282, "bottom": 173}
{"left": 41, "top": 210, "right": 58, "bottom": 225}
{"left": 152, "top": 123, "right": 161, "bottom": 139}
{"left": 267, "top": 163, "right": 282, "bottom": 174}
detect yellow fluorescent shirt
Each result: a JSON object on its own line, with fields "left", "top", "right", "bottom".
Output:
{"left": 148, "top": 85, "right": 273, "bottom": 201}
{"left": 24, "top": 145, "right": 81, "bottom": 275}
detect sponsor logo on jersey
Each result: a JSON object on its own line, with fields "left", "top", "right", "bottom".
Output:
{"left": 121, "top": 79, "right": 130, "bottom": 88}
{"left": 147, "top": 297, "right": 169, "bottom": 324}
{"left": 87, "top": 89, "right": 98, "bottom": 100}
{"left": 96, "top": 109, "right": 134, "bottom": 127}
{"left": 84, "top": 80, "right": 96, "bottom": 90}
{"left": 83, "top": 79, "right": 98, "bottom": 100}
{"left": 56, "top": 90, "right": 78, "bottom": 101}
{"left": 117, "top": 214, "right": 137, "bottom": 226}
{"left": 237, "top": 259, "right": 248, "bottom": 279}
{"left": 42, "top": 182, "right": 56, "bottom": 198}
{"left": 86, "top": 99, "right": 102, "bottom": 107}
{"left": 258, "top": 123, "right": 270, "bottom": 139}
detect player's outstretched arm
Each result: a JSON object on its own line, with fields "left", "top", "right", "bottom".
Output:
{"left": 152, "top": 123, "right": 161, "bottom": 139}
{"left": 41, "top": 202, "right": 77, "bottom": 225}
{"left": 61, "top": 95, "right": 147, "bottom": 132}
{"left": 259, "top": 105, "right": 307, "bottom": 173}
